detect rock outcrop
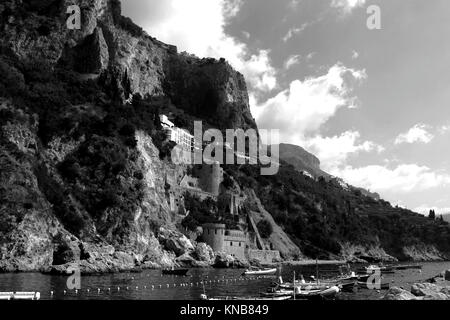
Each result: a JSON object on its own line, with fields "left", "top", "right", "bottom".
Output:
{"left": 384, "top": 283, "right": 450, "bottom": 300}
{"left": 340, "top": 243, "right": 398, "bottom": 263}
{"left": 0, "top": 0, "right": 260, "bottom": 273}
{"left": 383, "top": 287, "right": 418, "bottom": 300}
{"left": 0, "top": 0, "right": 256, "bottom": 273}
{"left": 214, "top": 252, "right": 248, "bottom": 269}
{"left": 0, "top": 0, "right": 256, "bottom": 130}
{"left": 247, "top": 190, "right": 303, "bottom": 260}
{"left": 402, "top": 244, "right": 446, "bottom": 262}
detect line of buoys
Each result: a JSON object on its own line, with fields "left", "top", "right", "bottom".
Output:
{"left": 46, "top": 274, "right": 275, "bottom": 298}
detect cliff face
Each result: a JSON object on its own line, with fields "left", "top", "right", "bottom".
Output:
{"left": 163, "top": 54, "right": 257, "bottom": 131}
{"left": 0, "top": 0, "right": 255, "bottom": 272}
{"left": 0, "top": 0, "right": 256, "bottom": 131}
{"left": 0, "top": 97, "right": 188, "bottom": 272}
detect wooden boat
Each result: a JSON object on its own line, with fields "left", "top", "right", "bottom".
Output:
{"left": 274, "top": 275, "right": 336, "bottom": 291}
{"left": 357, "top": 281, "right": 390, "bottom": 290}
{"left": 260, "top": 289, "right": 294, "bottom": 298}
{"left": 293, "top": 286, "right": 340, "bottom": 300}
{"left": 162, "top": 268, "right": 189, "bottom": 276}
{"left": 278, "top": 282, "right": 332, "bottom": 291}
{"left": 356, "top": 274, "right": 371, "bottom": 282}
{"left": 201, "top": 294, "right": 291, "bottom": 301}
{"left": 338, "top": 280, "right": 358, "bottom": 293}
{"left": 357, "top": 265, "right": 396, "bottom": 274}
{"left": 336, "top": 272, "right": 359, "bottom": 281}
{"left": 243, "top": 267, "right": 277, "bottom": 276}
{"left": 0, "top": 292, "right": 40, "bottom": 300}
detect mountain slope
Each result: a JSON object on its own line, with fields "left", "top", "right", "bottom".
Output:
{"left": 0, "top": 0, "right": 256, "bottom": 272}
{"left": 276, "top": 143, "right": 330, "bottom": 179}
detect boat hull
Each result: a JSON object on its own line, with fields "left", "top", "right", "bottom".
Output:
{"left": 208, "top": 296, "right": 291, "bottom": 301}
{"left": 244, "top": 268, "right": 278, "bottom": 276}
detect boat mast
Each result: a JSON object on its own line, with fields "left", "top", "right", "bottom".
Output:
{"left": 316, "top": 259, "right": 319, "bottom": 284}
{"left": 202, "top": 278, "right": 206, "bottom": 296}
{"left": 293, "top": 271, "right": 296, "bottom": 301}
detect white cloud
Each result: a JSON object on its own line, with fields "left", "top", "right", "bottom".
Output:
{"left": 123, "top": 0, "right": 276, "bottom": 93}
{"left": 289, "top": 0, "right": 301, "bottom": 9}
{"left": 253, "top": 63, "right": 367, "bottom": 145}
{"left": 239, "top": 50, "right": 277, "bottom": 92}
{"left": 282, "top": 24, "right": 309, "bottom": 42}
{"left": 284, "top": 54, "right": 302, "bottom": 69}
{"left": 306, "top": 52, "right": 316, "bottom": 60}
{"left": 331, "top": 0, "right": 367, "bottom": 13}
{"left": 335, "top": 164, "right": 450, "bottom": 194}
{"left": 306, "top": 131, "right": 384, "bottom": 171}
{"left": 438, "top": 125, "right": 450, "bottom": 134}
{"left": 351, "top": 50, "right": 359, "bottom": 60}
{"left": 395, "top": 124, "right": 434, "bottom": 145}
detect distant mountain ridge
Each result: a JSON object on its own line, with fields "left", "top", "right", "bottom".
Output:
{"left": 275, "top": 143, "right": 330, "bottom": 179}
{"left": 276, "top": 143, "right": 380, "bottom": 200}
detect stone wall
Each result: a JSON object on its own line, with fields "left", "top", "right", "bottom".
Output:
{"left": 247, "top": 250, "right": 281, "bottom": 265}
{"left": 223, "top": 230, "right": 247, "bottom": 261}
{"left": 223, "top": 240, "right": 246, "bottom": 261}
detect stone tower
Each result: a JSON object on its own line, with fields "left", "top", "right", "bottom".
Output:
{"left": 202, "top": 223, "right": 225, "bottom": 252}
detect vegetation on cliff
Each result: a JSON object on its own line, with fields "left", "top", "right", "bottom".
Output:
{"left": 224, "top": 163, "right": 450, "bottom": 260}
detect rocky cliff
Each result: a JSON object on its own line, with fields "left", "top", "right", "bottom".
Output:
{"left": 0, "top": 0, "right": 256, "bottom": 131}
{"left": 0, "top": 0, "right": 257, "bottom": 273}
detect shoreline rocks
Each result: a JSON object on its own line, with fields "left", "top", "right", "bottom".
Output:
{"left": 384, "top": 279, "right": 450, "bottom": 300}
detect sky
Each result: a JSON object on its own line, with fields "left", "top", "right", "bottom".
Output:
{"left": 121, "top": 0, "right": 450, "bottom": 215}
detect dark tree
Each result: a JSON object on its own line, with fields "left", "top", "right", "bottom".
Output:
{"left": 429, "top": 209, "right": 436, "bottom": 220}
{"left": 257, "top": 219, "right": 273, "bottom": 239}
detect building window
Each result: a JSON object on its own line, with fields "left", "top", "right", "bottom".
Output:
{"left": 230, "top": 242, "right": 233, "bottom": 246}
{"left": 239, "top": 242, "right": 241, "bottom": 247}
{"left": 215, "top": 229, "right": 217, "bottom": 235}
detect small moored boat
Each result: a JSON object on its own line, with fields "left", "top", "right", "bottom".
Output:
{"left": 357, "top": 281, "right": 390, "bottom": 290}
{"left": 201, "top": 294, "right": 291, "bottom": 301}
{"left": 0, "top": 292, "right": 40, "bottom": 300}
{"left": 293, "top": 286, "right": 340, "bottom": 300}
{"left": 243, "top": 267, "right": 277, "bottom": 276}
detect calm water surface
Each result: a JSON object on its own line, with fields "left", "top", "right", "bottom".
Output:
{"left": 1, "top": 262, "right": 449, "bottom": 300}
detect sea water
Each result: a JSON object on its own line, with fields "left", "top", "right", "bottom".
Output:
{"left": 0, "top": 262, "right": 449, "bottom": 300}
